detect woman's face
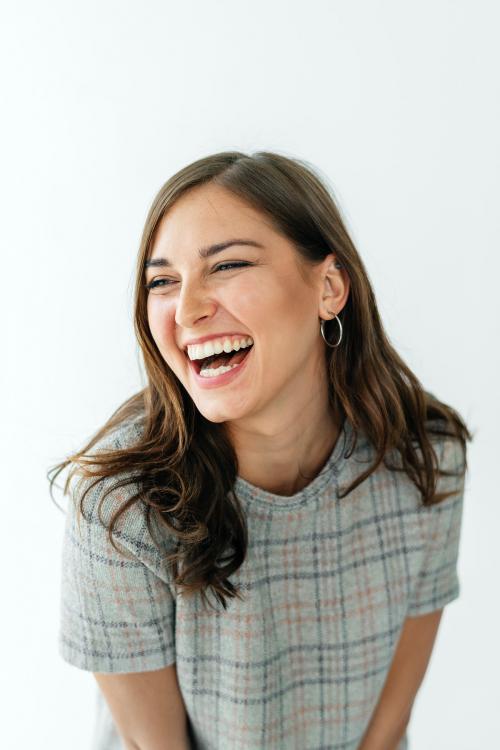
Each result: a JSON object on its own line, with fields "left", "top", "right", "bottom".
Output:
{"left": 146, "top": 182, "right": 342, "bottom": 425}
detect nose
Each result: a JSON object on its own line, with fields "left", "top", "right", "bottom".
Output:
{"left": 174, "top": 280, "right": 217, "bottom": 329}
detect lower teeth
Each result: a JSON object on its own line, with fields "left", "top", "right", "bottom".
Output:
{"left": 199, "top": 363, "right": 239, "bottom": 378}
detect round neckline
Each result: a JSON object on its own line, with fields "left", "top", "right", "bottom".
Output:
{"left": 232, "top": 416, "right": 354, "bottom": 510}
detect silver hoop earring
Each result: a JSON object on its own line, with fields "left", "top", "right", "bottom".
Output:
{"left": 320, "top": 312, "right": 343, "bottom": 348}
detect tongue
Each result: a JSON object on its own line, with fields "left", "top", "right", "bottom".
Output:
{"left": 200, "top": 346, "right": 252, "bottom": 371}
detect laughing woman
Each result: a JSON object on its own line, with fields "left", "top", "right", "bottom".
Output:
{"left": 49, "top": 151, "right": 472, "bottom": 750}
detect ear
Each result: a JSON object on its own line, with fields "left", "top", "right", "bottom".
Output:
{"left": 318, "top": 253, "right": 349, "bottom": 322}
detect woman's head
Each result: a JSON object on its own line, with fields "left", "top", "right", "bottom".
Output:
{"left": 49, "top": 150, "right": 473, "bottom": 611}
{"left": 135, "top": 151, "right": 365, "bottom": 437}
{"left": 143, "top": 179, "right": 350, "bottom": 428}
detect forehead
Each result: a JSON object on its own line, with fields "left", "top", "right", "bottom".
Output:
{"left": 149, "top": 183, "right": 276, "bottom": 258}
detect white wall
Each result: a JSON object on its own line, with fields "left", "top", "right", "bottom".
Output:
{"left": 1, "top": 1, "right": 497, "bottom": 747}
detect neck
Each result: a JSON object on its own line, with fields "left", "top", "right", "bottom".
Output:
{"left": 227, "top": 392, "right": 342, "bottom": 497}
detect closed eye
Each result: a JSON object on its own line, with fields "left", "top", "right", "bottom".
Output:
{"left": 213, "top": 261, "right": 251, "bottom": 272}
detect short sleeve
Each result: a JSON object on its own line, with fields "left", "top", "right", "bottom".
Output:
{"left": 406, "top": 436, "right": 466, "bottom": 617}
{"left": 58, "top": 471, "right": 177, "bottom": 673}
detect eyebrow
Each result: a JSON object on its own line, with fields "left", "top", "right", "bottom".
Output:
{"left": 144, "top": 238, "right": 264, "bottom": 269}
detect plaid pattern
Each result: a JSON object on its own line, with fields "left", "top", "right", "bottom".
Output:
{"left": 59, "top": 416, "right": 465, "bottom": 749}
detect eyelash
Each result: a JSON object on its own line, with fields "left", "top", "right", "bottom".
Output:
{"left": 145, "top": 261, "right": 252, "bottom": 290}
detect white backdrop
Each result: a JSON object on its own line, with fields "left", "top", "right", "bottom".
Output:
{"left": 1, "top": 1, "right": 498, "bottom": 748}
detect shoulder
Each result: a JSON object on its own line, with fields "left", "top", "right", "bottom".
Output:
{"left": 345, "top": 419, "right": 466, "bottom": 511}
{"left": 70, "top": 412, "right": 145, "bottom": 496}
{"left": 425, "top": 419, "right": 467, "bottom": 499}
{"left": 89, "top": 412, "right": 146, "bottom": 455}
{"left": 66, "top": 415, "right": 176, "bottom": 584}
{"left": 410, "top": 427, "right": 467, "bottom": 539}
{"left": 69, "top": 418, "right": 142, "bottom": 521}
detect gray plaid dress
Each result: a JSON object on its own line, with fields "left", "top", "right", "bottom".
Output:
{"left": 59, "top": 415, "right": 465, "bottom": 749}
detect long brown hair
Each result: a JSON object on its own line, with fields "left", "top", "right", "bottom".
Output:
{"left": 48, "top": 150, "right": 474, "bottom": 611}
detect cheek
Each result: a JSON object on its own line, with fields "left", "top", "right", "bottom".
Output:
{"left": 233, "top": 277, "right": 284, "bottom": 319}
{"left": 147, "top": 299, "right": 175, "bottom": 348}
{"left": 146, "top": 300, "right": 160, "bottom": 340}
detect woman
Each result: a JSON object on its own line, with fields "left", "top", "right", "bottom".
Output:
{"left": 49, "top": 150, "right": 472, "bottom": 750}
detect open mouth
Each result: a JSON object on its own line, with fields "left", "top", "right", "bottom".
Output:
{"left": 187, "top": 344, "right": 254, "bottom": 375}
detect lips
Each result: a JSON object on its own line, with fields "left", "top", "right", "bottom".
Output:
{"left": 185, "top": 344, "right": 253, "bottom": 374}
{"left": 182, "top": 332, "right": 253, "bottom": 350}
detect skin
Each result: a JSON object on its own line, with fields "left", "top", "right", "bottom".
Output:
{"left": 146, "top": 182, "right": 350, "bottom": 496}
{"left": 357, "top": 609, "right": 444, "bottom": 749}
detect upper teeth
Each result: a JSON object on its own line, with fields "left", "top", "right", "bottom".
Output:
{"left": 187, "top": 336, "right": 254, "bottom": 361}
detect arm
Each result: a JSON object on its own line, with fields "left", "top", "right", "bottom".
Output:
{"left": 94, "top": 662, "right": 191, "bottom": 750}
{"left": 357, "top": 608, "right": 444, "bottom": 750}
{"left": 58, "top": 471, "right": 187, "bottom": 747}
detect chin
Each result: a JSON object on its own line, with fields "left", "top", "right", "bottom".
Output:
{"left": 195, "top": 406, "right": 237, "bottom": 424}
{"left": 194, "top": 399, "right": 249, "bottom": 424}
